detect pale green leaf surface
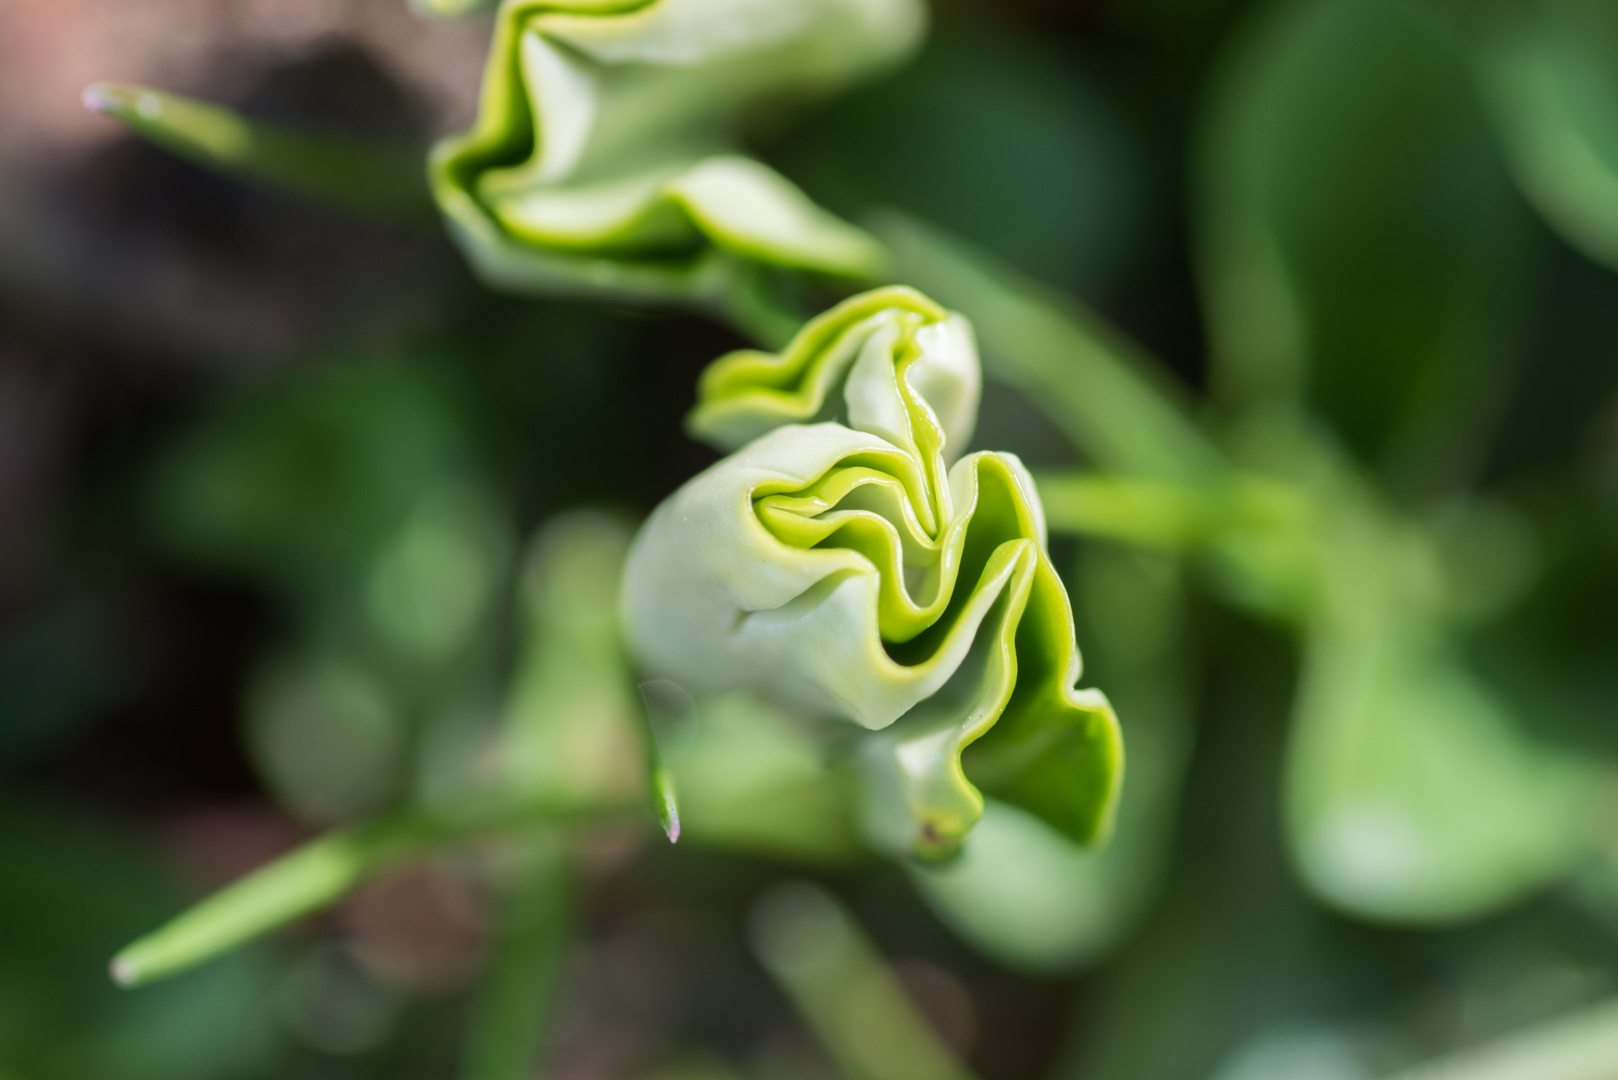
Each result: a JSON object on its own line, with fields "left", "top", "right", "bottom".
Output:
{"left": 623, "top": 288, "right": 1122, "bottom": 858}
{"left": 430, "top": 0, "right": 922, "bottom": 305}
{"left": 690, "top": 285, "right": 977, "bottom": 454}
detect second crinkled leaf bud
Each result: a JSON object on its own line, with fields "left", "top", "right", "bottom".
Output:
{"left": 622, "top": 286, "right": 1124, "bottom": 859}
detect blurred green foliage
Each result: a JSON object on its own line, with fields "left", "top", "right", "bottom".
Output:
{"left": 10, "top": 0, "right": 1618, "bottom": 1079}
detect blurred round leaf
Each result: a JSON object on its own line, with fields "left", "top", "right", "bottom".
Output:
{"left": 248, "top": 654, "right": 404, "bottom": 824}
{"left": 365, "top": 485, "right": 509, "bottom": 662}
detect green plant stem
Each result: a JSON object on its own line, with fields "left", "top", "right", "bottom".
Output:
{"left": 82, "top": 83, "right": 433, "bottom": 223}
{"left": 873, "top": 213, "right": 1222, "bottom": 481}
{"left": 111, "top": 796, "right": 622, "bottom": 988}
{"left": 750, "top": 882, "right": 976, "bottom": 1080}
{"left": 459, "top": 839, "right": 572, "bottom": 1080}
{"left": 1035, "top": 471, "right": 1311, "bottom": 550}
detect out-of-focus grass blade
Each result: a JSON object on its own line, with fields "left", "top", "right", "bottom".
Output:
{"left": 111, "top": 811, "right": 438, "bottom": 988}
{"left": 82, "top": 82, "right": 432, "bottom": 222}
{"left": 875, "top": 213, "right": 1220, "bottom": 482}
{"left": 1386, "top": 997, "right": 1618, "bottom": 1080}
{"left": 459, "top": 841, "right": 570, "bottom": 1080}
{"left": 749, "top": 882, "right": 975, "bottom": 1080}
{"left": 112, "top": 795, "right": 603, "bottom": 987}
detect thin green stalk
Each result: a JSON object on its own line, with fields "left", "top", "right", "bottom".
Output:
{"left": 750, "top": 882, "right": 976, "bottom": 1080}
{"left": 873, "top": 213, "right": 1222, "bottom": 481}
{"left": 459, "top": 840, "right": 572, "bottom": 1080}
{"left": 111, "top": 796, "right": 621, "bottom": 988}
{"left": 1035, "top": 471, "right": 1311, "bottom": 551}
{"left": 82, "top": 83, "right": 433, "bottom": 223}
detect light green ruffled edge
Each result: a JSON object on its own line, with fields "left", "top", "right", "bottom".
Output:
{"left": 689, "top": 285, "right": 947, "bottom": 447}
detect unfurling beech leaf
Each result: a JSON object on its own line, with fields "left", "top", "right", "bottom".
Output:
{"left": 622, "top": 286, "right": 1123, "bottom": 859}
{"left": 430, "top": 0, "right": 923, "bottom": 312}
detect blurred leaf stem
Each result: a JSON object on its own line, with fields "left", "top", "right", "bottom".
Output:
{"left": 111, "top": 794, "right": 625, "bottom": 989}
{"left": 459, "top": 839, "right": 571, "bottom": 1080}
{"left": 750, "top": 883, "right": 976, "bottom": 1080}
{"left": 82, "top": 83, "right": 434, "bottom": 223}
{"left": 1033, "top": 471, "right": 1310, "bottom": 553}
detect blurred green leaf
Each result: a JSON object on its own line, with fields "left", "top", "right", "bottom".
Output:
{"left": 1481, "top": 0, "right": 1618, "bottom": 270}
{"left": 147, "top": 362, "right": 479, "bottom": 586}
{"left": 777, "top": 20, "right": 1149, "bottom": 289}
{"left": 1198, "top": 0, "right": 1525, "bottom": 483}
{"left": 1286, "top": 485, "right": 1611, "bottom": 923}
{"left": 0, "top": 801, "right": 277, "bottom": 1080}
{"left": 1386, "top": 996, "right": 1618, "bottom": 1080}
{"left": 82, "top": 82, "right": 432, "bottom": 221}
{"left": 750, "top": 882, "right": 976, "bottom": 1080}
{"left": 459, "top": 841, "right": 570, "bottom": 1080}
{"left": 498, "top": 512, "right": 644, "bottom": 813}
{"left": 247, "top": 652, "right": 406, "bottom": 824}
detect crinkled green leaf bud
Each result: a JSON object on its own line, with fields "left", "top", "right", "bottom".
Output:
{"left": 430, "top": 0, "right": 923, "bottom": 305}
{"left": 623, "top": 286, "right": 1123, "bottom": 859}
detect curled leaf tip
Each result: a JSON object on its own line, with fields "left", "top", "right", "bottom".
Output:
{"left": 654, "top": 767, "right": 681, "bottom": 843}
{"left": 625, "top": 286, "right": 1123, "bottom": 859}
